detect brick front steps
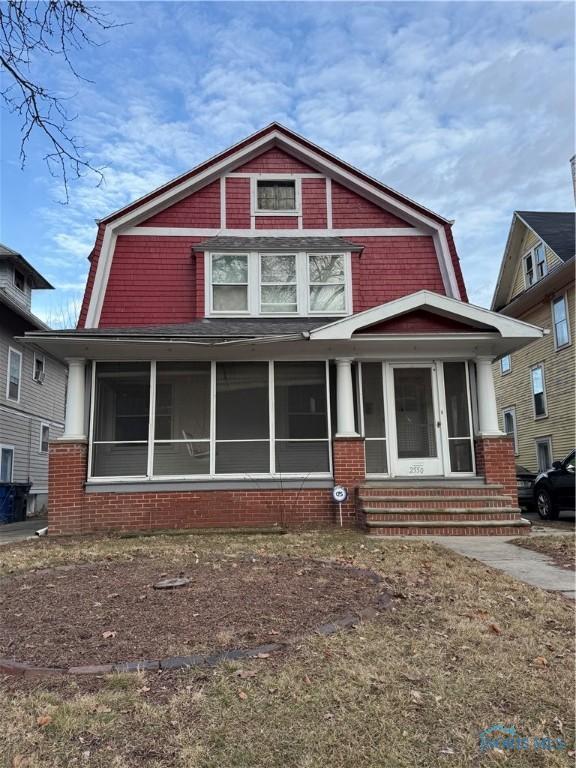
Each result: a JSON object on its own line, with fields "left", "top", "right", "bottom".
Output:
{"left": 358, "top": 482, "right": 531, "bottom": 536}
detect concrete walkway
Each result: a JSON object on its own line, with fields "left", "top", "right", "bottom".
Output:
{"left": 432, "top": 536, "right": 575, "bottom": 600}
{"left": 0, "top": 518, "right": 46, "bottom": 545}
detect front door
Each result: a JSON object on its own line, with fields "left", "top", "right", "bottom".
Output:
{"left": 389, "top": 364, "right": 443, "bottom": 476}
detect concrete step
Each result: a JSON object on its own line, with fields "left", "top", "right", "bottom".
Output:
{"left": 366, "top": 518, "right": 532, "bottom": 536}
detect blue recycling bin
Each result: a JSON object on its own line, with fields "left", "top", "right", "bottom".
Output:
{"left": 0, "top": 483, "right": 31, "bottom": 524}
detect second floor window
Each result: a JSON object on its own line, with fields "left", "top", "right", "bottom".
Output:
{"left": 552, "top": 295, "right": 570, "bottom": 349}
{"left": 209, "top": 251, "right": 349, "bottom": 316}
{"left": 7, "top": 347, "right": 22, "bottom": 401}
{"left": 524, "top": 243, "right": 547, "bottom": 287}
{"left": 500, "top": 355, "right": 511, "bottom": 375}
{"left": 531, "top": 364, "right": 547, "bottom": 418}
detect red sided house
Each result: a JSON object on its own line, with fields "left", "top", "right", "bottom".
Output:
{"left": 26, "top": 124, "right": 543, "bottom": 536}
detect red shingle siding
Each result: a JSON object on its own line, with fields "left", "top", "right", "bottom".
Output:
{"left": 351, "top": 237, "right": 446, "bottom": 310}
{"left": 140, "top": 181, "right": 220, "bottom": 228}
{"left": 232, "top": 147, "right": 316, "bottom": 174}
{"left": 78, "top": 223, "right": 105, "bottom": 328}
{"left": 225, "top": 177, "right": 251, "bottom": 228}
{"left": 255, "top": 216, "right": 299, "bottom": 229}
{"left": 332, "top": 182, "right": 414, "bottom": 228}
{"left": 302, "top": 178, "right": 327, "bottom": 228}
{"left": 99, "top": 236, "right": 204, "bottom": 327}
{"left": 354, "top": 310, "right": 486, "bottom": 334}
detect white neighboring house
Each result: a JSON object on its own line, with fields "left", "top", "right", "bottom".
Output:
{"left": 0, "top": 244, "right": 66, "bottom": 515}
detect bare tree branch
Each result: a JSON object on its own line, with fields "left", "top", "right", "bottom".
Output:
{"left": 0, "top": 1, "right": 121, "bottom": 202}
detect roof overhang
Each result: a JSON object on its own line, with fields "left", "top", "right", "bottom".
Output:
{"left": 0, "top": 290, "right": 49, "bottom": 330}
{"left": 84, "top": 124, "right": 462, "bottom": 327}
{"left": 498, "top": 258, "right": 575, "bottom": 317}
{"left": 22, "top": 291, "right": 544, "bottom": 361}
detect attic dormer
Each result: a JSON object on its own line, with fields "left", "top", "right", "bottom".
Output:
{"left": 0, "top": 243, "right": 53, "bottom": 311}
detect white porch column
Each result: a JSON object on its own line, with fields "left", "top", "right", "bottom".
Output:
{"left": 335, "top": 358, "right": 358, "bottom": 437}
{"left": 475, "top": 357, "right": 503, "bottom": 436}
{"left": 62, "top": 358, "right": 87, "bottom": 440}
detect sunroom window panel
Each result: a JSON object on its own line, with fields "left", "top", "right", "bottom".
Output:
{"left": 215, "top": 442, "right": 270, "bottom": 474}
{"left": 365, "top": 441, "right": 388, "bottom": 474}
{"left": 275, "top": 441, "right": 329, "bottom": 473}
{"left": 443, "top": 362, "right": 473, "bottom": 472}
{"left": 92, "top": 444, "right": 148, "bottom": 477}
{"left": 93, "top": 363, "right": 150, "bottom": 443}
{"left": 274, "top": 362, "right": 328, "bottom": 439}
{"left": 361, "top": 363, "right": 385, "bottom": 438}
{"left": 155, "top": 363, "right": 210, "bottom": 440}
{"left": 153, "top": 443, "right": 210, "bottom": 476}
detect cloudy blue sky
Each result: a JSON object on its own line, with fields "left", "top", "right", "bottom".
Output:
{"left": 1, "top": 1, "right": 574, "bottom": 322}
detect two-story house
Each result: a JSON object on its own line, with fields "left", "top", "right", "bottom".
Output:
{"left": 1, "top": 244, "right": 66, "bottom": 516}
{"left": 491, "top": 211, "right": 575, "bottom": 475}
{"left": 25, "top": 124, "right": 543, "bottom": 536}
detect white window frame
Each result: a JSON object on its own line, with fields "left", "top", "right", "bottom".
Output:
{"left": 6, "top": 346, "right": 22, "bottom": 403}
{"left": 523, "top": 241, "right": 548, "bottom": 288}
{"left": 251, "top": 175, "right": 302, "bottom": 217}
{"left": 502, "top": 407, "right": 518, "bottom": 456}
{"left": 209, "top": 252, "right": 251, "bottom": 316}
{"left": 39, "top": 422, "right": 50, "bottom": 453}
{"left": 535, "top": 436, "right": 553, "bottom": 473}
{"left": 551, "top": 293, "right": 571, "bottom": 350}
{"left": 307, "top": 252, "right": 349, "bottom": 315}
{"left": 206, "top": 251, "right": 351, "bottom": 317}
{"left": 530, "top": 363, "right": 547, "bottom": 419}
{"left": 0, "top": 444, "right": 15, "bottom": 482}
{"left": 500, "top": 354, "right": 511, "bottom": 375}
{"left": 33, "top": 352, "right": 46, "bottom": 383}
{"left": 87, "top": 359, "right": 333, "bottom": 483}
{"left": 259, "top": 252, "right": 299, "bottom": 314}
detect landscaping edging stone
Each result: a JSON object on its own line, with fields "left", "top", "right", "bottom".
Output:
{"left": 0, "top": 557, "right": 390, "bottom": 678}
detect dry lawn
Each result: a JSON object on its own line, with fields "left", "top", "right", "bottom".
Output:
{"left": 511, "top": 535, "right": 576, "bottom": 571}
{"left": 1, "top": 531, "right": 574, "bottom": 768}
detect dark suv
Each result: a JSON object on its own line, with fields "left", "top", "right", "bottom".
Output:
{"left": 533, "top": 450, "right": 575, "bottom": 520}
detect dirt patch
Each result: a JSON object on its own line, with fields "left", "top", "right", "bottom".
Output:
{"left": 511, "top": 535, "right": 575, "bottom": 571}
{"left": 0, "top": 555, "right": 384, "bottom": 667}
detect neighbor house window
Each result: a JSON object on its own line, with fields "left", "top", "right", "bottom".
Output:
{"left": 211, "top": 254, "right": 249, "bottom": 312}
{"left": 524, "top": 242, "right": 547, "bottom": 287}
{"left": 7, "top": 347, "right": 22, "bottom": 402}
{"left": 91, "top": 362, "right": 151, "bottom": 477}
{"left": 500, "top": 355, "right": 511, "bottom": 375}
{"left": 503, "top": 407, "right": 518, "bottom": 455}
{"left": 552, "top": 295, "right": 570, "bottom": 349}
{"left": 40, "top": 423, "right": 50, "bottom": 453}
{"left": 13, "top": 269, "right": 25, "bottom": 291}
{"left": 260, "top": 254, "right": 298, "bottom": 313}
{"left": 535, "top": 437, "right": 552, "bottom": 473}
{"left": 308, "top": 254, "right": 346, "bottom": 312}
{"left": 0, "top": 446, "right": 14, "bottom": 482}
{"left": 89, "top": 361, "right": 331, "bottom": 479}
{"left": 531, "top": 365, "right": 547, "bottom": 418}
{"left": 257, "top": 180, "right": 296, "bottom": 211}
{"left": 33, "top": 353, "right": 45, "bottom": 383}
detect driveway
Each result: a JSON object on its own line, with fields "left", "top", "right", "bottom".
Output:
{"left": 0, "top": 518, "right": 46, "bottom": 545}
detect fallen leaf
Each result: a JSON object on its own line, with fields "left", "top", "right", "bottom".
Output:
{"left": 12, "top": 755, "right": 27, "bottom": 768}
{"left": 102, "top": 631, "right": 117, "bottom": 640}
{"left": 533, "top": 656, "right": 548, "bottom": 667}
{"left": 410, "top": 690, "right": 423, "bottom": 704}
{"left": 488, "top": 623, "right": 502, "bottom": 635}
{"left": 94, "top": 705, "right": 112, "bottom": 714}
{"left": 107, "top": 593, "right": 120, "bottom": 599}
{"left": 238, "top": 690, "right": 248, "bottom": 700}
{"left": 439, "top": 747, "right": 454, "bottom": 755}
{"left": 36, "top": 715, "right": 52, "bottom": 727}
{"left": 255, "top": 653, "right": 270, "bottom": 659}
{"left": 235, "top": 669, "right": 258, "bottom": 679}
{"left": 303, "top": 675, "right": 312, "bottom": 685}
{"left": 137, "top": 686, "right": 151, "bottom": 694}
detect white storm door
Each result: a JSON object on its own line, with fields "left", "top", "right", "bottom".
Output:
{"left": 388, "top": 364, "right": 443, "bottom": 476}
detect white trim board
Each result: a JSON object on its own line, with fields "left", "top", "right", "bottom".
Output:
{"left": 85, "top": 128, "right": 460, "bottom": 327}
{"left": 122, "top": 226, "right": 427, "bottom": 237}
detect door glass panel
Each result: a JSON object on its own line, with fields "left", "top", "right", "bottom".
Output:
{"left": 393, "top": 368, "right": 437, "bottom": 459}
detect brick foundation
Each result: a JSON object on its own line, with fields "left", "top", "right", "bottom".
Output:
{"left": 48, "top": 438, "right": 366, "bottom": 536}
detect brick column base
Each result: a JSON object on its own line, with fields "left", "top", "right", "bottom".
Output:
{"left": 474, "top": 436, "right": 518, "bottom": 507}
{"left": 332, "top": 437, "right": 366, "bottom": 526}
{"left": 48, "top": 441, "right": 88, "bottom": 535}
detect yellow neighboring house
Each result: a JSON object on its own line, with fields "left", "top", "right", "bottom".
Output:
{"left": 491, "top": 211, "right": 575, "bottom": 474}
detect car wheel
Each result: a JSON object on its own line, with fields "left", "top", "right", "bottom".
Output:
{"left": 536, "top": 488, "right": 559, "bottom": 520}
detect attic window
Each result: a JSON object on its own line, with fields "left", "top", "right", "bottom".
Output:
{"left": 14, "top": 269, "right": 25, "bottom": 292}
{"left": 523, "top": 242, "right": 547, "bottom": 287}
{"left": 257, "top": 180, "right": 296, "bottom": 211}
